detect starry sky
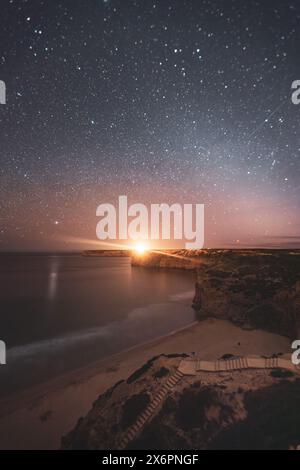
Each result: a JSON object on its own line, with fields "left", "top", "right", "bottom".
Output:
{"left": 0, "top": 0, "right": 300, "bottom": 251}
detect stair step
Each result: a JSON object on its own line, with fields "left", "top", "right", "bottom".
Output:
{"left": 128, "top": 430, "right": 135, "bottom": 440}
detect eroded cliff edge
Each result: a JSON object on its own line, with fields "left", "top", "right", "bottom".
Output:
{"left": 131, "top": 250, "right": 300, "bottom": 338}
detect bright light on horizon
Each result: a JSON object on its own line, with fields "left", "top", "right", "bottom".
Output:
{"left": 134, "top": 242, "right": 148, "bottom": 254}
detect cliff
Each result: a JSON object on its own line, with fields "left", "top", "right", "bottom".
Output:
{"left": 62, "top": 354, "right": 300, "bottom": 450}
{"left": 132, "top": 250, "right": 300, "bottom": 338}
{"left": 131, "top": 250, "right": 203, "bottom": 270}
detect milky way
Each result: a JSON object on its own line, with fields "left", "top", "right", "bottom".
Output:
{"left": 0, "top": 0, "right": 299, "bottom": 250}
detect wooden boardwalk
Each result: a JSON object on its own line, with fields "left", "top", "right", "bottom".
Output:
{"left": 179, "top": 356, "right": 300, "bottom": 375}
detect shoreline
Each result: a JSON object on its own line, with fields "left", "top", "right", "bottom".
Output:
{"left": 0, "top": 320, "right": 199, "bottom": 417}
{"left": 0, "top": 318, "right": 290, "bottom": 450}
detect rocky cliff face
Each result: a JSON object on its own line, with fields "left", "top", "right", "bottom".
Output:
{"left": 193, "top": 251, "right": 300, "bottom": 338}
{"left": 131, "top": 250, "right": 202, "bottom": 269}
{"left": 62, "top": 354, "right": 300, "bottom": 450}
{"left": 133, "top": 250, "right": 300, "bottom": 338}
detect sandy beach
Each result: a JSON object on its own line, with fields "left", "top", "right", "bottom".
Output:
{"left": 0, "top": 319, "right": 290, "bottom": 450}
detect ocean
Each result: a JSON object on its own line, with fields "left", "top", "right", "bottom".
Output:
{"left": 0, "top": 253, "right": 196, "bottom": 396}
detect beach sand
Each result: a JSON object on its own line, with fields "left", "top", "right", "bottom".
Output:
{"left": 0, "top": 319, "right": 290, "bottom": 449}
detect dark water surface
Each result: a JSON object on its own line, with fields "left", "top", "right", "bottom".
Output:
{"left": 0, "top": 254, "right": 196, "bottom": 396}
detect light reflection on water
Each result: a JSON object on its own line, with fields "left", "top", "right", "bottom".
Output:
{"left": 47, "top": 256, "right": 60, "bottom": 301}
{"left": 0, "top": 254, "right": 196, "bottom": 396}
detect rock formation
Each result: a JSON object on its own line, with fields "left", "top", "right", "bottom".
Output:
{"left": 133, "top": 249, "right": 300, "bottom": 338}
{"left": 62, "top": 354, "right": 300, "bottom": 450}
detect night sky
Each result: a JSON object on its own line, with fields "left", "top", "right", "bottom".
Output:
{"left": 0, "top": 0, "right": 300, "bottom": 250}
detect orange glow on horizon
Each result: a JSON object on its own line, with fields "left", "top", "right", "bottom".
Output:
{"left": 134, "top": 242, "right": 148, "bottom": 254}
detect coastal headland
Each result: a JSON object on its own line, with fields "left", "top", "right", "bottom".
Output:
{"left": 85, "top": 249, "right": 300, "bottom": 338}
{"left": 60, "top": 249, "right": 300, "bottom": 449}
